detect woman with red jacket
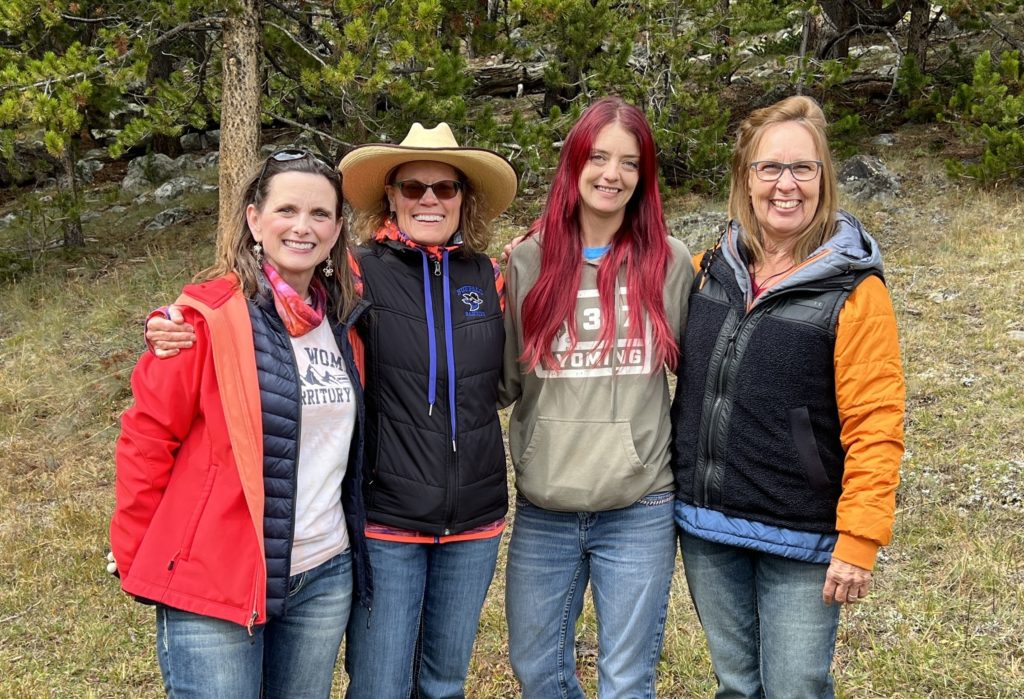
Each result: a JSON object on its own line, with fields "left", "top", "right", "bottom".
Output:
{"left": 110, "top": 151, "right": 370, "bottom": 698}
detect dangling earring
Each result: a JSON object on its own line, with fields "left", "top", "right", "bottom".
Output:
{"left": 253, "top": 242, "right": 263, "bottom": 265}
{"left": 323, "top": 256, "right": 334, "bottom": 278}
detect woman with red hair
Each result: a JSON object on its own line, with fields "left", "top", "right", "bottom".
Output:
{"left": 501, "top": 96, "right": 693, "bottom": 698}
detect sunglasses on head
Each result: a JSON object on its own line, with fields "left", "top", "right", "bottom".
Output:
{"left": 392, "top": 179, "right": 463, "bottom": 200}
{"left": 255, "top": 149, "right": 334, "bottom": 196}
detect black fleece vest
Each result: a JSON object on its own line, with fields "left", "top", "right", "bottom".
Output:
{"left": 671, "top": 249, "right": 874, "bottom": 533}
{"left": 354, "top": 242, "right": 507, "bottom": 535}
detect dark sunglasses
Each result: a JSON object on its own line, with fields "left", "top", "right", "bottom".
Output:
{"left": 392, "top": 179, "right": 463, "bottom": 200}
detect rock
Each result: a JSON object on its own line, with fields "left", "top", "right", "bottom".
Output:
{"left": 90, "top": 129, "right": 121, "bottom": 144}
{"left": 928, "top": 291, "right": 958, "bottom": 304}
{"left": 81, "top": 211, "right": 102, "bottom": 222}
{"left": 122, "top": 153, "right": 180, "bottom": 194}
{"left": 666, "top": 210, "right": 728, "bottom": 251}
{"left": 1008, "top": 330, "right": 1024, "bottom": 342}
{"left": 195, "top": 151, "right": 220, "bottom": 169}
{"left": 872, "top": 134, "right": 897, "bottom": 147}
{"left": 76, "top": 158, "right": 105, "bottom": 183}
{"left": 153, "top": 176, "right": 203, "bottom": 202}
{"left": 206, "top": 130, "right": 220, "bottom": 146}
{"left": 838, "top": 155, "right": 901, "bottom": 202}
{"left": 0, "top": 212, "right": 17, "bottom": 228}
{"left": 0, "top": 138, "right": 58, "bottom": 187}
{"left": 172, "top": 153, "right": 201, "bottom": 171}
{"left": 180, "top": 132, "right": 207, "bottom": 152}
{"left": 146, "top": 207, "right": 191, "bottom": 231}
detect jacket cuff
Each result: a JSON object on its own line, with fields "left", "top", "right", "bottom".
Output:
{"left": 833, "top": 533, "right": 879, "bottom": 570}
{"left": 144, "top": 307, "right": 170, "bottom": 354}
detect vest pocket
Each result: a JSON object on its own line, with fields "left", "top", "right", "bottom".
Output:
{"left": 787, "top": 406, "right": 833, "bottom": 492}
{"left": 178, "top": 462, "right": 220, "bottom": 561}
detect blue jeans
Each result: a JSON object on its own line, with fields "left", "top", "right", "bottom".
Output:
{"left": 505, "top": 492, "right": 677, "bottom": 699}
{"left": 680, "top": 532, "right": 841, "bottom": 699}
{"left": 156, "top": 551, "right": 353, "bottom": 698}
{"left": 344, "top": 535, "right": 501, "bottom": 699}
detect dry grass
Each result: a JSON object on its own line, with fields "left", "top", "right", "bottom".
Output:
{"left": 1, "top": 133, "right": 1022, "bottom": 696}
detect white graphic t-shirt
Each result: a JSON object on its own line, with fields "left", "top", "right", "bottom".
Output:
{"left": 289, "top": 317, "right": 356, "bottom": 575}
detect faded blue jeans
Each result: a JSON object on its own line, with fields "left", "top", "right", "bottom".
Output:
{"left": 344, "top": 535, "right": 501, "bottom": 699}
{"left": 156, "top": 551, "right": 352, "bottom": 698}
{"left": 505, "top": 492, "right": 677, "bottom": 699}
{"left": 680, "top": 532, "right": 841, "bottom": 699}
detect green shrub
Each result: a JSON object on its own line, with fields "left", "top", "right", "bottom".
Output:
{"left": 943, "top": 50, "right": 1024, "bottom": 186}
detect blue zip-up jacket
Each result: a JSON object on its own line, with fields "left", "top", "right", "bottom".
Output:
{"left": 250, "top": 284, "right": 373, "bottom": 613}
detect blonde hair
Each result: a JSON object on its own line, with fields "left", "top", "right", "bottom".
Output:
{"left": 727, "top": 95, "right": 839, "bottom": 264}
{"left": 200, "top": 154, "right": 358, "bottom": 321}
{"left": 351, "top": 165, "right": 493, "bottom": 253}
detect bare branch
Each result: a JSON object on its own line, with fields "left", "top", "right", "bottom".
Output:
{"left": 264, "top": 21, "right": 327, "bottom": 67}
{"left": 61, "top": 13, "right": 123, "bottom": 24}
{"left": 264, "top": 110, "right": 353, "bottom": 150}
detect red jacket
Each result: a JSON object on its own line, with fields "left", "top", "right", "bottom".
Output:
{"left": 110, "top": 275, "right": 365, "bottom": 629}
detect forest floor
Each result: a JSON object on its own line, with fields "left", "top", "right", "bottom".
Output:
{"left": 0, "top": 123, "right": 1022, "bottom": 697}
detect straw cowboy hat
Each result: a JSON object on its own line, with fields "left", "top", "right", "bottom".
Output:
{"left": 339, "top": 122, "right": 518, "bottom": 222}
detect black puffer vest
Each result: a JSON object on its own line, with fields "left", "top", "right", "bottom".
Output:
{"left": 671, "top": 247, "right": 875, "bottom": 533}
{"left": 354, "top": 240, "right": 507, "bottom": 535}
{"left": 249, "top": 290, "right": 372, "bottom": 616}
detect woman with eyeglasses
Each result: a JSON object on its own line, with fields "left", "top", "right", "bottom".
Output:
{"left": 110, "top": 150, "right": 371, "bottom": 697}
{"left": 671, "top": 95, "right": 906, "bottom": 697}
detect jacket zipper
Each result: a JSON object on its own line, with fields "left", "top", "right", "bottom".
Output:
{"left": 698, "top": 277, "right": 841, "bottom": 504}
{"left": 430, "top": 255, "right": 457, "bottom": 535}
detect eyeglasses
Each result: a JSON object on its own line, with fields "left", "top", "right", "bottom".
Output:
{"left": 392, "top": 179, "right": 463, "bottom": 200}
{"left": 750, "top": 160, "right": 823, "bottom": 182}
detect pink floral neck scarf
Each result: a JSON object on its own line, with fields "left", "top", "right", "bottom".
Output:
{"left": 261, "top": 262, "right": 326, "bottom": 337}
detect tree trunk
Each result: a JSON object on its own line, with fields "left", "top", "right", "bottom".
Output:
{"left": 218, "top": 0, "right": 262, "bottom": 250}
{"left": 148, "top": 48, "right": 184, "bottom": 157}
{"left": 57, "top": 144, "right": 84, "bottom": 248}
{"left": 907, "top": 0, "right": 930, "bottom": 71}
{"left": 471, "top": 61, "right": 547, "bottom": 97}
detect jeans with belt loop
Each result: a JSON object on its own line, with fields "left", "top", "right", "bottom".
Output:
{"left": 156, "top": 550, "right": 353, "bottom": 698}
{"left": 505, "top": 492, "right": 677, "bottom": 699}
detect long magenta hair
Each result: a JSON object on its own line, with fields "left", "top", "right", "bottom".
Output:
{"left": 520, "top": 96, "right": 678, "bottom": 372}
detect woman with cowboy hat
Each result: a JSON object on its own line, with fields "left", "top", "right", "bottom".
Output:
{"left": 337, "top": 122, "right": 517, "bottom": 698}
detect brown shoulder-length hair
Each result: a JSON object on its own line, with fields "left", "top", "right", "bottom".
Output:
{"left": 200, "top": 152, "right": 358, "bottom": 322}
{"left": 350, "top": 164, "right": 492, "bottom": 253}
{"left": 728, "top": 95, "right": 839, "bottom": 264}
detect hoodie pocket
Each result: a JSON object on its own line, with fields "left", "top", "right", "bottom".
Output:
{"left": 178, "top": 463, "right": 220, "bottom": 561}
{"left": 787, "top": 407, "right": 832, "bottom": 493}
{"left": 517, "top": 417, "right": 647, "bottom": 511}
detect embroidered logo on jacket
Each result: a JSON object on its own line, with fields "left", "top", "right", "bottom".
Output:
{"left": 458, "top": 285, "right": 486, "bottom": 317}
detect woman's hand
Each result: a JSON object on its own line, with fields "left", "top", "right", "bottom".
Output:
{"left": 146, "top": 305, "right": 195, "bottom": 358}
{"left": 822, "top": 557, "right": 872, "bottom": 605}
{"left": 500, "top": 235, "right": 527, "bottom": 265}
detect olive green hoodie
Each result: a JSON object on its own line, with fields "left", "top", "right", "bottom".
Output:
{"left": 499, "top": 235, "right": 693, "bottom": 512}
